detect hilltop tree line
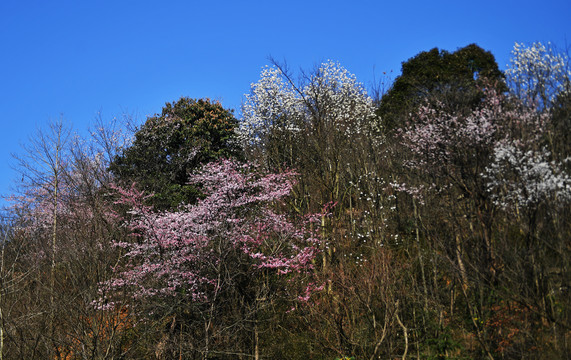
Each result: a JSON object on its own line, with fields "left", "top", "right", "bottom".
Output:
{"left": 1, "top": 42, "right": 570, "bottom": 359}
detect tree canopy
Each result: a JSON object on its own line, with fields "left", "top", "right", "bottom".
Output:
{"left": 378, "top": 43, "right": 505, "bottom": 131}
{"left": 109, "top": 97, "right": 240, "bottom": 209}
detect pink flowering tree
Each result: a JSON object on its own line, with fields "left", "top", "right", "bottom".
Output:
{"left": 393, "top": 87, "right": 506, "bottom": 274}
{"left": 98, "top": 159, "right": 322, "bottom": 357}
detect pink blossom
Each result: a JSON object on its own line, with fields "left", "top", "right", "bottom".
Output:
{"left": 100, "top": 159, "right": 322, "bottom": 309}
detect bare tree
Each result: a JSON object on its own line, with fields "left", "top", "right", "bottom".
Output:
{"left": 12, "top": 119, "right": 70, "bottom": 355}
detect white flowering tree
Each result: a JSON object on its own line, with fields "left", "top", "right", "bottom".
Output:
{"left": 506, "top": 42, "right": 571, "bottom": 110}
{"left": 241, "top": 60, "right": 376, "bottom": 142}
{"left": 240, "top": 66, "right": 304, "bottom": 147}
{"left": 240, "top": 62, "right": 402, "bottom": 357}
{"left": 241, "top": 60, "right": 379, "bottom": 207}
{"left": 484, "top": 144, "right": 571, "bottom": 209}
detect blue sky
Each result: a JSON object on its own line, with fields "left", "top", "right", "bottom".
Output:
{"left": 1, "top": 0, "right": 570, "bottom": 204}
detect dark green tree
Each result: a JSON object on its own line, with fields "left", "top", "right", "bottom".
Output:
{"left": 110, "top": 97, "right": 240, "bottom": 209}
{"left": 377, "top": 44, "right": 505, "bottom": 131}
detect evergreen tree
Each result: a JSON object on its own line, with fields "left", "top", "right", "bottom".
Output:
{"left": 378, "top": 44, "right": 505, "bottom": 131}
{"left": 110, "top": 98, "right": 240, "bottom": 209}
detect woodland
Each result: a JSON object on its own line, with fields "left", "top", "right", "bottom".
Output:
{"left": 1, "top": 42, "right": 570, "bottom": 359}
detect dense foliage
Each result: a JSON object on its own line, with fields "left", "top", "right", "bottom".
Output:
{"left": 110, "top": 97, "right": 240, "bottom": 209}
{"left": 2, "top": 42, "right": 570, "bottom": 359}
{"left": 378, "top": 44, "right": 506, "bottom": 131}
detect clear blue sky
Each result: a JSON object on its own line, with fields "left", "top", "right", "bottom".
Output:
{"left": 1, "top": 0, "right": 570, "bottom": 204}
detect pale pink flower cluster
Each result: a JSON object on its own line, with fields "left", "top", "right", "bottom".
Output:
{"left": 399, "top": 84, "right": 571, "bottom": 211}
{"left": 100, "top": 160, "right": 322, "bottom": 307}
{"left": 400, "top": 89, "right": 501, "bottom": 171}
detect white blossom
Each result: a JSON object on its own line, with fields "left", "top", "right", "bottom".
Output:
{"left": 506, "top": 42, "right": 571, "bottom": 109}
{"left": 240, "top": 60, "right": 377, "bottom": 147}
{"left": 240, "top": 66, "right": 304, "bottom": 146}
{"left": 484, "top": 142, "right": 571, "bottom": 209}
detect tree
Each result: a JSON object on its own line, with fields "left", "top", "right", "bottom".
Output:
{"left": 5, "top": 117, "right": 139, "bottom": 359}
{"left": 241, "top": 60, "right": 379, "bottom": 208}
{"left": 551, "top": 89, "right": 571, "bottom": 157}
{"left": 506, "top": 41, "right": 571, "bottom": 160}
{"left": 397, "top": 89, "right": 508, "bottom": 358}
{"left": 378, "top": 44, "right": 505, "bottom": 131}
{"left": 506, "top": 41, "right": 571, "bottom": 110}
{"left": 11, "top": 119, "right": 71, "bottom": 356}
{"left": 100, "top": 159, "right": 322, "bottom": 359}
{"left": 110, "top": 97, "right": 240, "bottom": 210}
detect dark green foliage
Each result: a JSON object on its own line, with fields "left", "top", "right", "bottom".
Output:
{"left": 110, "top": 97, "right": 240, "bottom": 209}
{"left": 377, "top": 44, "right": 505, "bottom": 131}
{"left": 426, "top": 325, "right": 464, "bottom": 360}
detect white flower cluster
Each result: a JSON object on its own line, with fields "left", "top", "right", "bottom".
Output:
{"left": 506, "top": 42, "right": 571, "bottom": 108}
{"left": 484, "top": 143, "right": 571, "bottom": 209}
{"left": 304, "top": 60, "right": 377, "bottom": 136}
{"left": 240, "top": 61, "right": 376, "bottom": 147}
{"left": 241, "top": 66, "right": 304, "bottom": 146}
